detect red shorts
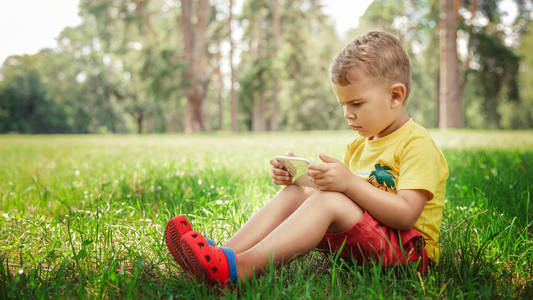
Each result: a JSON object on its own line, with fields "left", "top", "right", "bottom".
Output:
{"left": 317, "top": 211, "right": 430, "bottom": 272}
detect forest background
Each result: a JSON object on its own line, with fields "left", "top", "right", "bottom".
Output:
{"left": 1, "top": 0, "right": 533, "bottom": 134}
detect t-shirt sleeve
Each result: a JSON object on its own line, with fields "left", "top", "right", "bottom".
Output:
{"left": 397, "top": 137, "right": 440, "bottom": 200}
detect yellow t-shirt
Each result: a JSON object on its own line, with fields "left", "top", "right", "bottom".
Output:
{"left": 343, "top": 119, "right": 448, "bottom": 263}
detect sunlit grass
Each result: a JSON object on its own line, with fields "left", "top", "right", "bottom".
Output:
{"left": 0, "top": 131, "right": 532, "bottom": 298}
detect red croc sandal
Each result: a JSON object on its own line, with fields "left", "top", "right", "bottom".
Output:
{"left": 165, "top": 216, "right": 193, "bottom": 271}
{"left": 165, "top": 216, "right": 215, "bottom": 272}
{"left": 180, "top": 231, "right": 238, "bottom": 287}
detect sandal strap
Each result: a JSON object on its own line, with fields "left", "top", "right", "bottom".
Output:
{"left": 219, "top": 247, "right": 238, "bottom": 285}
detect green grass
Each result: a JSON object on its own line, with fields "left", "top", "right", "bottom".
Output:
{"left": 0, "top": 130, "right": 532, "bottom": 299}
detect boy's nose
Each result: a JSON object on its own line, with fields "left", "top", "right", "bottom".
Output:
{"left": 344, "top": 109, "right": 356, "bottom": 120}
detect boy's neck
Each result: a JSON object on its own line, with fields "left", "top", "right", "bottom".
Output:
{"left": 374, "top": 113, "right": 410, "bottom": 140}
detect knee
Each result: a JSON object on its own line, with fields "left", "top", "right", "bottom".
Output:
{"left": 276, "top": 184, "right": 309, "bottom": 210}
{"left": 282, "top": 184, "right": 307, "bottom": 198}
{"left": 310, "top": 190, "right": 344, "bottom": 203}
{"left": 308, "top": 191, "right": 362, "bottom": 214}
{"left": 309, "top": 191, "right": 364, "bottom": 233}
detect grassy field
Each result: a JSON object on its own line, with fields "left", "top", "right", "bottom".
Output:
{"left": 0, "top": 130, "right": 532, "bottom": 299}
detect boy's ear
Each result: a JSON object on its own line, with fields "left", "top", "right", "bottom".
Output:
{"left": 389, "top": 83, "right": 406, "bottom": 108}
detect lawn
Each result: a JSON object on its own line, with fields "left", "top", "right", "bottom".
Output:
{"left": 0, "top": 130, "right": 532, "bottom": 299}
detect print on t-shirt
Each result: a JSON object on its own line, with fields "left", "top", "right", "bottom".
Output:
{"left": 368, "top": 163, "right": 397, "bottom": 192}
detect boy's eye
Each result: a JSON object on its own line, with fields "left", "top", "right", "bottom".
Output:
{"left": 339, "top": 101, "right": 362, "bottom": 107}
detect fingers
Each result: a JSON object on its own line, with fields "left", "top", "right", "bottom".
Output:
{"left": 307, "top": 169, "right": 326, "bottom": 180}
{"left": 273, "top": 178, "right": 292, "bottom": 186}
{"left": 270, "top": 152, "right": 295, "bottom": 186}
{"left": 307, "top": 163, "right": 328, "bottom": 172}
{"left": 271, "top": 169, "right": 292, "bottom": 185}
{"left": 309, "top": 176, "right": 334, "bottom": 191}
{"left": 272, "top": 167, "right": 290, "bottom": 177}
{"left": 272, "top": 173, "right": 292, "bottom": 185}
{"left": 270, "top": 158, "right": 292, "bottom": 186}
{"left": 270, "top": 160, "right": 290, "bottom": 176}
{"left": 270, "top": 158, "right": 283, "bottom": 169}
{"left": 307, "top": 167, "right": 335, "bottom": 190}
{"left": 319, "top": 154, "right": 341, "bottom": 163}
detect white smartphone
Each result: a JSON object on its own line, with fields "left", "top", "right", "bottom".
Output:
{"left": 275, "top": 156, "right": 316, "bottom": 188}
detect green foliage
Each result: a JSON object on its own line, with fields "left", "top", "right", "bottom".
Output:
{"left": 273, "top": 0, "right": 345, "bottom": 130}
{"left": 0, "top": 132, "right": 532, "bottom": 298}
{"left": 517, "top": 20, "right": 533, "bottom": 128}
{"left": 349, "top": 0, "right": 441, "bottom": 128}
{"left": 0, "top": 55, "right": 71, "bottom": 133}
{"left": 236, "top": 0, "right": 346, "bottom": 130}
{"left": 352, "top": 0, "right": 531, "bottom": 129}
{"left": 238, "top": 57, "right": 271, "bottom": 129}
{"left": 0, "top": 0, "right": 532, "bottom": 132}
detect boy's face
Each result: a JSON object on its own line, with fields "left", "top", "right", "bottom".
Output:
{"left": 332, "top": 75, "right": 404, "bottom": 139}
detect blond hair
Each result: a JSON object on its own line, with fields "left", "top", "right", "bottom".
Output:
{"left": 330, "top": 31, "right": 411, "bottom": 99}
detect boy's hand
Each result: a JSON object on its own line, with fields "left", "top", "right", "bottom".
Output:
{"left": 270, "top": 152, "right": 294, "bottom": 186}
{"left": 307, "top": 154, "right": 354, "bottom": 192}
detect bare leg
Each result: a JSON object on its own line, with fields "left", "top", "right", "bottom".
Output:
{"left": 223, "top": 185, "right": 315, "bottom": 254}
{"left": 235, "top": 191, "right": 364, "bottom": 279}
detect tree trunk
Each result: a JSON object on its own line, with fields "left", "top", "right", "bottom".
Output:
{"left": 180, "top": 0, "right": 209, "bottom": 133}
{"left": 185, "top": 96, "right": 205, "bottom": 131}
{"left": 136, "top": 114, "right": 143, "bottom": 134}
{"left": 145, "top": 117, "right": 154, "bottom": 133}
{"left": 215, "top": 45, "right": 224, "bottom": 130}
{"left": 438, "top": 0, "right": 463, "bottom": 128}
{"left": 252, "top": 10, "right": 266, "bottom": 131}
{"left": 229, "top": 0, "right": 238, "bottom": 132}
{"left": 270, "top": 0, "right": 280, "bottom": 131}
{"left": 435, "top": 72, "right": 440, "bottom": 128}
{"left": 166, "top": 113, "right": 175, "bottom": 133}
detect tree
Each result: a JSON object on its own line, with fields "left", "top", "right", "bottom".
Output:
{"left": 352, "top": 0, "right": 440, "bottom": 128}
{"left": 354, "top": 0, "right": 527, "bottom": 129}
{"left": 270, "top": 0, "right": 281, "bottom": 130}
{"left": 180, "top": 0, "right": 211, "bottom": 132}
{"left": 251, "top": 5, "right": 267, "bottom": 131}
{"left": 229, "top": 0, "right": 239, "bottom": 131}
{"left": 439, "top": 0, "right": 463, "bottom": 128}
{"left": 0, "top": 54, "right": 70, "bottom": 133}
{"left": 237, "top": 0, "right": 343, "bottom": 131}
{"left": 516, "top": 19, "right": 533, "bottom": 128}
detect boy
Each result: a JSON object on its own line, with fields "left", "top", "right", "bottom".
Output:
{"left": 165, "top": 31, "right": 449, "bottom": 287}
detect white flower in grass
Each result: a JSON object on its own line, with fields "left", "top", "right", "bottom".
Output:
{"left": 18, "top": 269, "right": 24, "bottom": 275}
{"left": 198, "top": 179, "right": 202, "bottom": 185}
{"left": 75, "top": 170, "right": 80, "bottom": 177}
